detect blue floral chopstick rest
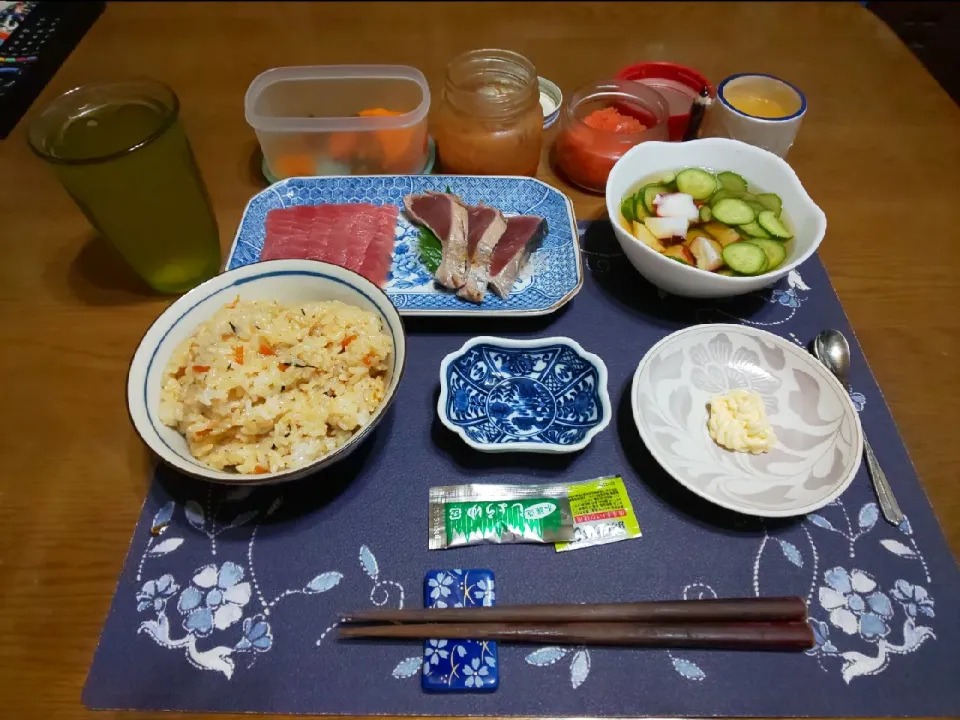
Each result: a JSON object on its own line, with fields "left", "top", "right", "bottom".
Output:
{"left": 422, "top": 569, "right": 498, "bottom": 693}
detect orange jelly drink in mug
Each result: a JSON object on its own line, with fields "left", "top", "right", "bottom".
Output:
{"left": 700, "top": 73, "right": 806, "bottom": 158}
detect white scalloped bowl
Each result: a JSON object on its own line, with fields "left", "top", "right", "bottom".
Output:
{"left": 605, "top": 138, "right": 826, "bottom": 298}
{"left": 127, "top": 259, "right": 406, "bottom": 485}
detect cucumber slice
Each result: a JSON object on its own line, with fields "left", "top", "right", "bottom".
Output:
{"left": 746, "top": 200, "right": 767, "bottom": 215}
{"left": 642, "top": 184, "right": 670, "bottom": 215}
{"left": 708, "top": 188, "right": 739, "bottom": 203}
{"left": 620, "top": 195, "right": 635, "bottom": 223}
{"left": 717, "top": 171, "right": 748, "bottom": 194}
{"left": 722, "top": 242, "right": 767, "bottom": 275}
{"left": 699, "top": 205, "right": 712, "bottom": 223}
{"left": 739, "top": 221, "right": 771, "bottom": 238}
{"left": 675, "top": 168, "right": 718, "bottom": 200}
{"left": 757, "top": 209, "right": 793, "bottom": 239}
{"left": 651, "top": 171, "right": 676, "bottom": 185}
{"left": 740, "top": 192, "right": 759, "bottom": 203}
{"left": 757, "top": 193, "right": 783, "bottom": 215}
{"left": 748, "top": 238, "right": 788, "bottom": 271}
{"left": 711, "top": 198, "right": 756, "bottom": 225}
{"left": 633, "top": 192, "right": 649, "bottom": 220}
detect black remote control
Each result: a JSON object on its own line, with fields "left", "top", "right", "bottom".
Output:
{"left": 0, "top": 1, "right": 105, "bottom": 139}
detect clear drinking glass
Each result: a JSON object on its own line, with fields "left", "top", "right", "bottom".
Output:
{"left": 28, "top": 79, "right": 221, "bottom": 293}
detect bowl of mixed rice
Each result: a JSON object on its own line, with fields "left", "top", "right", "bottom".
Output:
{"left": 127, "top": 259, "right": 405, "bottom": 484}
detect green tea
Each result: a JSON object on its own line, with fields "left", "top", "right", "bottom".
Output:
{"left": 39, "top": 94, "right": 221, "bottom": 293}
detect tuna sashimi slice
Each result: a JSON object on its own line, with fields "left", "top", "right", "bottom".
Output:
{"left": 260, "top": 203, "right": 399, "bottom": 287}
{"left": 262, "top": 205, "right": 350, "bottom": 261}
{"left": 488, "top": 215, "right": 547, "bottom": 299}
{"left": 403, "top": 192, "right": 469, "bottom": 290}
{"left": 263, "top": 215, "right": 337, "bottom": 261}
{"left": 358, "top": 205, "right": 399, "bottom": 287}
{"left": 322, "top": 212, "right": 367, "bottom": 271}
{"left": 312, "top": 204, "right": 380, "bottom": 271}
{"left": 457, "top": 205, "right": 507, "bottom": 303}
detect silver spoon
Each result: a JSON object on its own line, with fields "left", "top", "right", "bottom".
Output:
{"left": 813, "top": 329, "right": 904, "bottom": 526}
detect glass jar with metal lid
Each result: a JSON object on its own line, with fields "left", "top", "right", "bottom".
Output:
{"left": 434, "top": 49, "right": 543, "bottom": 176}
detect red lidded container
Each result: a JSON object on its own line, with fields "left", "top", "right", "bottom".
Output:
{"left": 616, "top": 62, "right": 713, "bottom": 141}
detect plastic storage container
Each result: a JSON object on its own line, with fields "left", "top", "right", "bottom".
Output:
{"left": 245, "top": 66, "right": 431, "bottom": 180}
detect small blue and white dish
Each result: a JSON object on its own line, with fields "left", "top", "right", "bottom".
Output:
{"left": 438, "top": 336, "right": 611, "bottom": 454}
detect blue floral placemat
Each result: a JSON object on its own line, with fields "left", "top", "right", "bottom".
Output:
{"left": 83, "top": 221, "right": 960, "bottom": 716}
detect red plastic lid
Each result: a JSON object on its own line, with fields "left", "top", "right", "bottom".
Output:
{"left": 615, "top": 62, "right": 713, "bottom": 140}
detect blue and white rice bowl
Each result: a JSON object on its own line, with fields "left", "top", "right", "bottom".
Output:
{"left": 126, "top": 259, "right": 406, "bottom": 484}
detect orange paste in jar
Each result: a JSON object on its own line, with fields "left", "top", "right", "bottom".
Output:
{"left": 435, "top": 101, "right": 542, "bottom": 176}
{"left": 434, "top": 49, "right": 543, "bottom": 177}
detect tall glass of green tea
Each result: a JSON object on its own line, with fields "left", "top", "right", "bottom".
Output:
{"left": 28, "top": 79, "right": 221, "bottom": 293}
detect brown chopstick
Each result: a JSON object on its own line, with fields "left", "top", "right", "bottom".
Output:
{"left": 339, "top": 620, "right": 815, "bottom": 651}
{"left": 340, "top": 597, "right": 807, "bottom": 626}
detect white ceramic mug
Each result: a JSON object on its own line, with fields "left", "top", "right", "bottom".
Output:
{"left": 699, "top": 73, "right": 807, "bottom": 158}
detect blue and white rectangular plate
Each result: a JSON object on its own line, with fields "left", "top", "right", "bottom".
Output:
{"left": 226, "top": 175, "right": 583, "bottom": 317}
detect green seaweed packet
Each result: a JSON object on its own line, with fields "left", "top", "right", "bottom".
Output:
{"left": 428, "top": 482, "right": 576, "bottom": 549}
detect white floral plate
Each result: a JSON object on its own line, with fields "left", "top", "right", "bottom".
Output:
{"left": 632, "top": 324, "right": 863, "bottom": 517}
{"left": 226, "top": 175, "right": 582, "bottom": 317}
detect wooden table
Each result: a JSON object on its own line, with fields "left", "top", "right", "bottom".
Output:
{"left": 1, "top": 2, "right": 957, "bottom": 718}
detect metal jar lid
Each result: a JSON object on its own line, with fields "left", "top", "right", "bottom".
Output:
{"left": 538, "top": 76, "right": 563, "bottom": 129}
